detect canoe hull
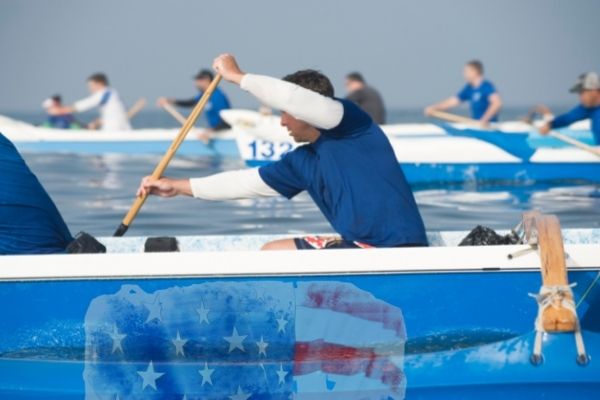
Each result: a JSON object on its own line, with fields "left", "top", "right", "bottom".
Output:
{"left": 1, "top": 262, "right": 598, "bottom": 398}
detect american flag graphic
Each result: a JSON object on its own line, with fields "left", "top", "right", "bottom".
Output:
{"left": 83, "top": 281, "right": 406, "bottom": 399}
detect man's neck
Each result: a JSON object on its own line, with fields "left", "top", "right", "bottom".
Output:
{"left": 470, "top": 77, "right": 484, "bottom": 87}
{"left": 307, "top": 129, "right": 321, "bottom": 144}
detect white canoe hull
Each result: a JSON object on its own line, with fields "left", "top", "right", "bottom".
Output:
{"left": 2, "top": 111, "right": 598, "bottom": 183}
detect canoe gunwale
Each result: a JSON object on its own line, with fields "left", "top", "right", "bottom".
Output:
{"left": 0, "top": 243, "right": 598, "bottom": 282}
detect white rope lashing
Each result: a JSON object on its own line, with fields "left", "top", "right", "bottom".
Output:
{"left": 529, "top": 283, "right": 588, "bottom": 365}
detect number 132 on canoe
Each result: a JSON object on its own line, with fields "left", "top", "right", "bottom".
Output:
{"left": 247, "top": 139, "right": 294, "bottom": 160}
{"left": 248, "top": 140, "right": 293, "bottom": 159}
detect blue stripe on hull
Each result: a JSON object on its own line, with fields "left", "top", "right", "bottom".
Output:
{"left": 13, "top": 139, "right": 240, "bottom": 157}
{"left": 401, "top": 162, "right": 600, "bottom": 184}
{"left": 247, "top": 160, "right": 600, "bottom": 184}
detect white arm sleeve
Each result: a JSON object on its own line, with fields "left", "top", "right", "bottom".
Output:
{"left": 189, "top": 168, "right": 279, "bottom": 201}
{"left": 240, "top": 74, "right": 344, "bottom": 130}
{"left": 73, "top": 91, "right": 104, "bottom": 113}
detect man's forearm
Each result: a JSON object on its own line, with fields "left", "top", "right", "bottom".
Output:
{"left": 431, "top": 97, "right": 460, "bottom": 111}
{"left": 550, "top": 106, "right": 588, "bottom": 130}
{"left": 189, "top": 169, "right": 279, "bottom": 201}
{"left": 480, "top": 103, "right": 501, "bottom": 123}
{"left": 49, "top": 105, "right": 76, "bottom": 116}
{"left": 173, "top": 179, "right": 193, "bottom": 196}
{"left": 173, "top": 98, "right": 197, "bottom": 108}
{"left": 480, "top": 95, "right": 502, "bottom": 123}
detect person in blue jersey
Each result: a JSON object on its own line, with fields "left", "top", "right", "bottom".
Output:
{"left": 41, "top": 95, "right": 80, "bottom": 129}
{"left": 539, "top": 72, "right": 600, "bottom": 145}
{"left": 425, "top": 60, "right": 503, "bottom": 125}
{"left": 138, "top": 54, "right": 428, "bottom": 250}
{"left": 157, "top": 69, "right": 231, "bottom": 142}
{"left": 0, "top": 133, "right": 73, "bottom": 254}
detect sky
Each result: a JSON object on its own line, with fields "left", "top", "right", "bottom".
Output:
{"left": 1, "top": 0, "right": 599, "bottom": 111}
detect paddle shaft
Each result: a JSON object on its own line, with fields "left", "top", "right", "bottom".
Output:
{"left": 127, "top": 98, "right": 147, "bottom": 120}
{"left": 162, "top": 101, "right": 188, "bottom": 125}
{"left": 520, "top": 116, "right": 600, "bottom": 158}
{"left": 547, "top": 130, "right": 600, "bottom": 157}
{"left": 427, "top": 110, "right": 482, "bottom": 126}
{"left": 114, "top": 75, "right": 222, "bottom": 236}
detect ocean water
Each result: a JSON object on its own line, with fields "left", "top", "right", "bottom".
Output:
{"left": 6, "top": 109, "right": 600, "bottom": 237}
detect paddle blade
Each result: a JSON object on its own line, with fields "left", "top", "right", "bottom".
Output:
{"left": 113, "top": 223, "right": 129, "bottom": 237}
{"left": 440, "top": 123, "right": 535, "bottom": 161}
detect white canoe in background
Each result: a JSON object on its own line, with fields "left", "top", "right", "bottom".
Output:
{"left": 2, "top": 110, "right": 598, "bottom": 184}
{"left": 0, "top": 114, "right": 240, "bottom": 157}
{"left": 1, "top": 109, "right": 592, "bottom": 155}
{"left": 225, "top": 111, "right": 600, "bottom": 184}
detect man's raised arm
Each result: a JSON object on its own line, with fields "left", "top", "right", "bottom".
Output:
{"left": 213, "top": 53, "right": 343, "bottom": 129}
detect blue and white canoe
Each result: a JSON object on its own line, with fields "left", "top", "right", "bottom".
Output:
{"left": 2, "top": 111, "right": 599, "bottom": 184}
{"left": 0, "top": 214, "right": 599, "bottom": 398}
{"left": 233, "top": 116, "right": 600, "bottom": 185}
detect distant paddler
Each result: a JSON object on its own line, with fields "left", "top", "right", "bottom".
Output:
{"left": 41, "top": 94, "right": 80, "bottom": 129}
{"left": 424, "top": 60, "right": 503, "bottom": 127}
{"left": 345, "top": 72, "right": 386, "bottom": 124}
{"left": 539, "top": 72, "right": 600, "bottom": 145}
{"left": 157, "top": 69, "right": 231, "bottom": 142}
{"left": 138, "top": 54, "right": 427, "bottom": 250}
{"left": 48, "top": 73, "right": 132, "bottom": 131}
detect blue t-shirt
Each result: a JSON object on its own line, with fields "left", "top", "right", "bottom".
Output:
{"left": 551, "top": 104, "right": 600, "bottom": 145}
{"left": 457, "top": 80, "right": 498, "bottom": 121}
{"left": 0, "top": 133, "right": 73, "bottom": 254}
{"left": 194, "top": 87, "right": 231, "bottom": 129}
{"left": 258, "top": 99, "right": 427, "bottom": 247}
{"left": 46, "top": 114, "right": 75, "bottom": 129}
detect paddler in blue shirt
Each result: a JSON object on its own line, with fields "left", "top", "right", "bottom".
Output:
{"left": 425, "top": 60, "right": 503, "bottom": 126}
{"left": 42, "top": 95, "right": 80, "bottom": 129}
{"left": 157, "top": 69, "right": 231, "bottom": 142}
{"left": 0, "top": 133, "right": 73, "bottom": 254}
{"left": 139, "top": 54, "right": 428, "bottom": 250}
{"left": 539, "top": 72, "right": 600, "bottom": 145}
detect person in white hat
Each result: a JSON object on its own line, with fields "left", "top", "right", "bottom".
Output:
{"left": 539, "top": 72, "right": 600, "bottom": 145}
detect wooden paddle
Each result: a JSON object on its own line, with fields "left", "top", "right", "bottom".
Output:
{"left": 161, "top": 101, "right": 188, "bottom": 125}
{"left": 127, "top": 97, "right": 147, "bottom": 120}
{"left": 113, "top": 75, "right": 222, "bottom": 237}
{"left": 540, "top": 127, "right": 600, "bottom": 158}
{"left": 426, "top": 110, "right": 483, "bottom": 126}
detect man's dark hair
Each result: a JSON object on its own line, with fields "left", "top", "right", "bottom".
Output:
{"left": 51, "top": 94, "right": 62, "bottom": 104}
{"left": 283, "top": 69, "right": 334, "bottom": 97}
{"left": 466, "top": 60, "right": 484, "bottom": 75}
{"left": 346, "top": 72, "right": 365, "bottom": 83}
{"left": 88, "top": 72, "right": 109, "bottom": 86}
{"left": 195, "top": 69, "right": 214, "bottom": 81}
